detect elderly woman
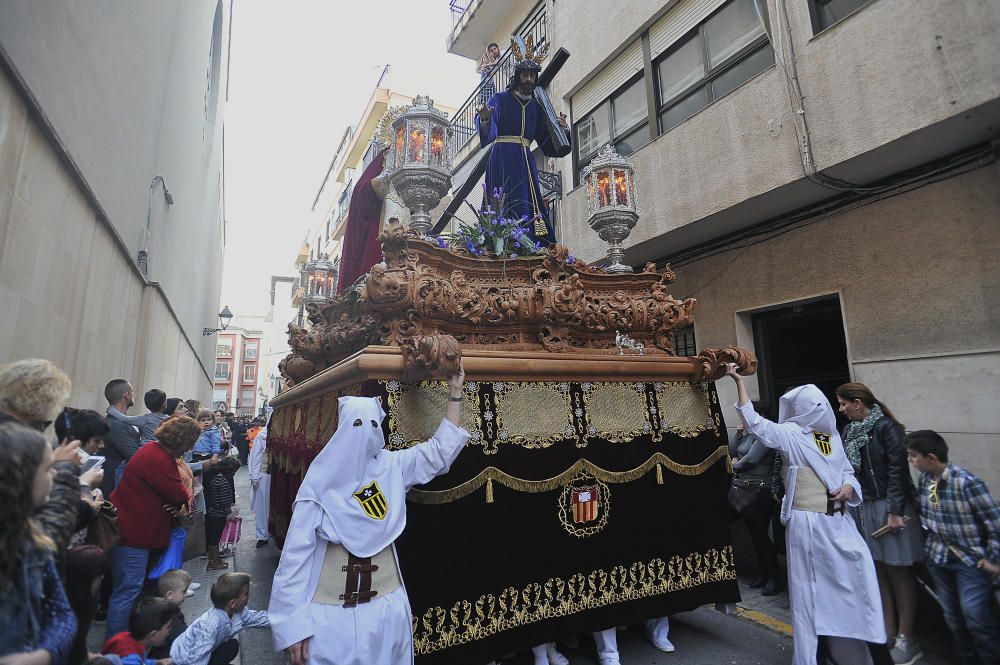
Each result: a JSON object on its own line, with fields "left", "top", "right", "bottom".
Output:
{"left": 725, "top": 365, "right": 884, "bottom": 665}
{"left": 105, "top": 416, "right": 197, "bottom": 638}
{"left": 836, "top": 383, "right": 923, "bottom": 663}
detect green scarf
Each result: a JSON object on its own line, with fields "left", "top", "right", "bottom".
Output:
{"left": 843, "top": 403, "right": 883, "bottom": 472}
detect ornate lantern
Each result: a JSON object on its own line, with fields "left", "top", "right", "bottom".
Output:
{"left": 581, "top": 144, "right": 639, "bottom": 273}
{"left": 385, "top": 95, "right": 452, "bottom": 235}
{"left": 301, "top": 253, "right": 338, "bottom": 305}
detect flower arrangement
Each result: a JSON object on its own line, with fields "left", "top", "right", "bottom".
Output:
{"left": 448, "top": 186, "right": 545, "bottom": 259}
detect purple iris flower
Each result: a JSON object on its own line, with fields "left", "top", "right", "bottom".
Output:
{"left": 566, "top": 255, "right": 576, "bottom": 265}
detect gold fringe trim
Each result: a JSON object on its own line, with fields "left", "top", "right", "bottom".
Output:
{"left": 408, "top": 446, "right": 729, "bottom": 505}
{"left": 656, "top": 462, "right": 663, "bottom": 485}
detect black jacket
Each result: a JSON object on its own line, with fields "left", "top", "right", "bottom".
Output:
{"left": 845, "top": 416, "right": 913, "bottom": 515}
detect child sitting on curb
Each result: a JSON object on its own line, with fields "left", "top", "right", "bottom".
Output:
{"left": 101, "top": 597, "right": 176, "bottom": 665}
{"left": 148, "top": 569, "right": 193, "bottom": 660}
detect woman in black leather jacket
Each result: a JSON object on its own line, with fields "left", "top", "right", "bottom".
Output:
{"left": 836, "top": 383, "right": 923, "bottom": 665}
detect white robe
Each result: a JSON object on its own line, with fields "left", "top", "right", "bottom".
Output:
{"left": 268, "top": 419, "right": 469, "bottom": 665}
{"left": 249, "top": 429, "right": 271, "bottom": 541}
{"left": 736, "top": 401, "right": 884, "bottom": 665}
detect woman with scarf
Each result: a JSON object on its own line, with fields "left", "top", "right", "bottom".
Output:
{"left": 268, "top": 365, "right": 469, "bottom": 665}
{"left": 836, "top": 383, "right": 923, "bottom": 665}
{"left": 725, "top": 365, "right": 884, "bottom": 665}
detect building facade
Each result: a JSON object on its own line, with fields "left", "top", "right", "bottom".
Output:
{"left": 447, "top": 0, "right": 1000, "bottom": 488}
{"left": 212, "top": 326, "right": 263, "bottom": 417}
{"left": 0, "top": 1, "right": 230, "bottom": 407}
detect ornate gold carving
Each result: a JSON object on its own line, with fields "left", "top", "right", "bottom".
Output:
{"left": 280, "top": 221, "right": 698, "bottom": 386}
{"left": 691, "top": 347, "right": 758, "bottom": 384}
{"left": 406, "top": 446, "right": 729, "bottom": 505}
{"left": 411, "top": 546, "right": 737, "bottom": 655}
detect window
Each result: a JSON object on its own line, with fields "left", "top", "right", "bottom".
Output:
{"left": 244, "top": 342, "right": 258, "bottom": 360}
{"left": 809, "top": 0, "right": 874, "bottom": 32}
{"left": 672, "top": 325, "right": 697, "bottom": 357}
{"left": 241, "top": 390, "right": 255, "bottom": 406}
{"left": 575, "top": 75, "right": 649, "bottom": 180}
{"left": 243, "top": 364, "right": 255, "bottom": 384}
{"left": 214, "top": 362, "right": 230, "bottom": 381}
{"left": 213, "top": 390, "right": 228, "bottom": 405}
{"left": 655, "top": 0, "right": 773, "bottom": 133}
{"left": 216, "top": 343, "right": 231, "bottom": 357}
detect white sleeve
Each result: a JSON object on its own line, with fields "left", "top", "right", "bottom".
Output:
{"left": 268, "top": 501, "right": 322, "bottom": 651}
{"left": 841, "top": 454, "right": 863, "bottom": 507}
{"left": 394, "top": 419, "right": 470, "bottom": 491}
{"left": 734, "top": 401, "right": 793, "bottom": 454}
{"left": 237, "top": 608, "right": 271, "bottom": 629}
{"left": 248, "top": 436, "right": 265, "bottom": 480}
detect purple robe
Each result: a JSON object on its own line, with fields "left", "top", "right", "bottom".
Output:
{"left": 475, "top": 90, "right": 567, "bottom": 244}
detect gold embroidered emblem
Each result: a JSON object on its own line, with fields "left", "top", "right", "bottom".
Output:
{"left": 814, "top": 432, "right": 832, "bottom": 456}
{"left": 558, "top": 473, "right": 609, "bottom": 537}
{"left": 353, "top": 481, "right": 388, "bottom": 520}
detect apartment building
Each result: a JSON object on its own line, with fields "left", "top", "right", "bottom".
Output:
{"left": 447, "top": 0, "right": 1000, "bottom": 488}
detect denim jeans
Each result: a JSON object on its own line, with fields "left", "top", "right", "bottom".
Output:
{"left": 106, "top": 545, "right": 150, "bottom": 638}
{"left": 928, "top": 558, "right": 1000, "bottom": 664}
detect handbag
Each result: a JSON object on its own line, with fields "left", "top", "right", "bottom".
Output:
{"left": 728, "top": 477, "right": 764, "bottom": 514}
{"left": 179, "top": 511, "right": 207, "bottom": 562}
{"left": 85, "top": 499, "right": 121, "bottom": 550}
{"left": 220, "top": 517, "right": 243, "bottom": 549}
{"left": 148, "top": 527, "right": 186, "bottom": 580}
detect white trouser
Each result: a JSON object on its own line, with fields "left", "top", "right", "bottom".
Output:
{"left": 251, "top": 474, "right": 271, "bottom": 540}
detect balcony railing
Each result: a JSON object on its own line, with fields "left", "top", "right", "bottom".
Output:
{"left": 449, "top": 0, "right": 471, "bottom": 27}
{"left": 449, "top": 4, "right": 547, "bottom": 159}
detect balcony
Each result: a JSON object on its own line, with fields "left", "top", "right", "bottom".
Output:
{"left": 449, "top": 3, "right": 547, "bottom": 161}
{"left": 447, "top": 0, "right": 544, "bottom": 60}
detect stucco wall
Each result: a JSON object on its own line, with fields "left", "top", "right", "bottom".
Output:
{"left": 552, "top": 0, "right": 1000, "bottom": 255}
{"left": 668, "top": 165, "right": 1000, "bottom": 489}
{"left": 0, "top": 0, "right": 226, "bottom": 369}
{"left": 0, "top": 0, "right": 228, "bottom": 405}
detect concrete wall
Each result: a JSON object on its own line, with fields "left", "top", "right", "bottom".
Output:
{"left": 552, "top": 0, "right": 1000, "bottom": 261}
{"left": 669, "top": 164, "right": 1000, "bottom": 489}
{"left": 0, "top": 1, "right": 228, "bottom": 407}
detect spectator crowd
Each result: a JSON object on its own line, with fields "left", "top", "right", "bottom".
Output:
{"left": 0, "top": 359, "right": 269, "bottom": 665}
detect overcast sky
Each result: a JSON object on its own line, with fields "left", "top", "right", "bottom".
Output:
{"left": 220, "top": 1, "right": 475, "bottom": 318}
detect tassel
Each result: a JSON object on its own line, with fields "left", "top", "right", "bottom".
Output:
{"left": 656, "top": 463, "right": 664, "bottom": 485}
{"left": 486, "top": 478, "right": 494, "bottom": 504}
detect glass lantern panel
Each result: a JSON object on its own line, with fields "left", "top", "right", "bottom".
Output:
{"left": 408, "top": 123, "right": 427, "bottom": 163}
{"left": 596, "top": 170, "right": 612, "bottom": 208}
{"left": 394, "top": 126, "right": 405, "bottom": 168}
{"left": 614, "top": 169, "right": 629, "bottom": 206}
{"left": 430, "top": 125, "right": 446, "bottom": 167}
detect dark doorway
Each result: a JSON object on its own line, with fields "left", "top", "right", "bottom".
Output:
{"left": 751, "top": 297, "right": 851, "bottom": 430}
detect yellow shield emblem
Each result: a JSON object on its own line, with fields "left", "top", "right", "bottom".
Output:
{"left": 353, "top": 481, "right": 388, "bottom": 520}
{"left": 814, "top": 432, "right": 832, "bottom": 456}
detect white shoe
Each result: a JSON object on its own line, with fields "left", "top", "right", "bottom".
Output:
{"left": 184, "top": 588, "right": 195, "bottom": 597}
{"left": 598, "top": 656, "right": 621, "bottom": 665}
{"left": 187, "top": 582, "right": 201, "bottom": 591}
{"left": 647, "top": 633, "right": 675, "bottom": 653}
{"left": 546, "top": 643, "right": 569, "bottom": 665}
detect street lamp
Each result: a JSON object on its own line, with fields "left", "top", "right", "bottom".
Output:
{"left": 202, "top": 305, "right": 234, "bottom": 336}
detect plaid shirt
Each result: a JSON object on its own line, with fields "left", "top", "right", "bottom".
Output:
{"left": 916, "top": 463, "right": 1000, "bottom": 567}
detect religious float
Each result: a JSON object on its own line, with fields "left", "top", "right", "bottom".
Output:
{"left": 270, "top": 62, "right": 756, "bottom": 664}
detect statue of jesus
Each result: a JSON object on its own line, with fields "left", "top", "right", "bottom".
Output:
{"left": 475, "top": 38, "right": 569, "bottom": 246}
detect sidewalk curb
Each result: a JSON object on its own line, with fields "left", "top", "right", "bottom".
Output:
{"left": 734, "top": 606, "right": 794, "bottom": 637}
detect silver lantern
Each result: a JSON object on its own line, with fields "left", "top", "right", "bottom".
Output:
{"left": 385, "top": 95, "right": 452, "bottom": 236}
{"left": 581, "top": 144, "right": 639, "bottom": 273}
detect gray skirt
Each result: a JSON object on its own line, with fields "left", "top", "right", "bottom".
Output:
{"left": 851, "top": 498, "right": 924, "bottom": 566}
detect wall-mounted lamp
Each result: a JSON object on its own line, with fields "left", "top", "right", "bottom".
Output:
{"left": 202, "top": 306, "right": 234, "bottom": 336}
{"left": 138, "top": 175, "right": 175, "bottom": 276}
